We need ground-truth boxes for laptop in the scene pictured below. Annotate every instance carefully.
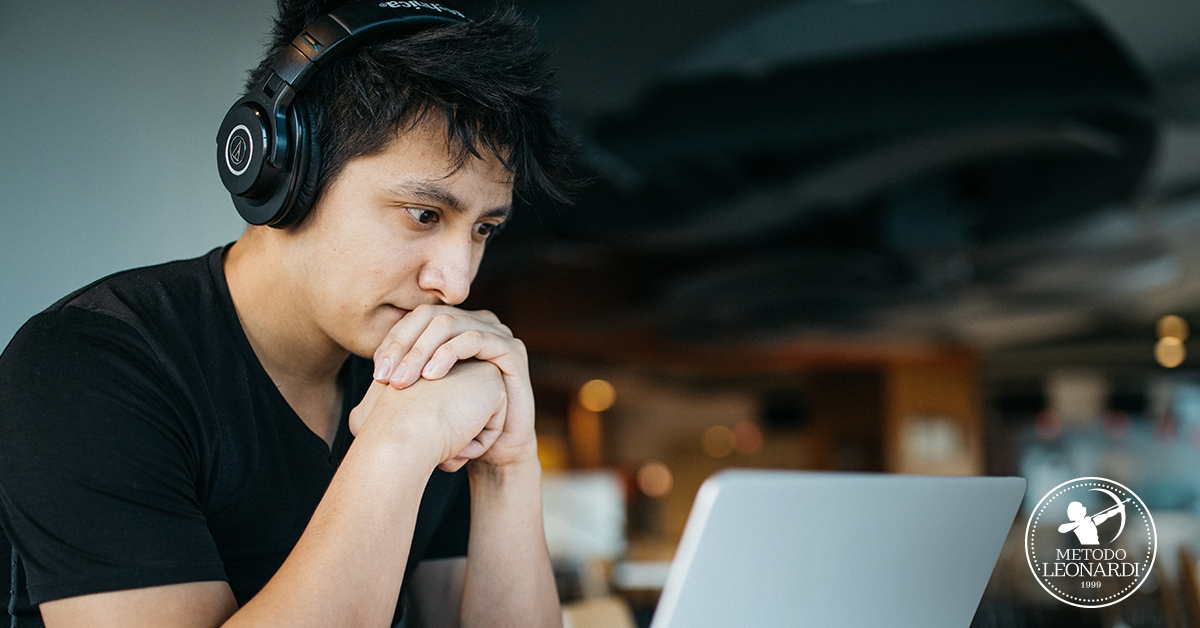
[649,469,1026,628]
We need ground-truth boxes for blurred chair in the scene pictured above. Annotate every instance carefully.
[543,471,627,601]
[562,596,637,628]
[1178,547,1200,628]
[542,471,626,563]
[1157,560,1184,628]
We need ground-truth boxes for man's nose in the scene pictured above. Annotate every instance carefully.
[417,238,474,305]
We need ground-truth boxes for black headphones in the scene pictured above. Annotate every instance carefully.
[217,1,470,227]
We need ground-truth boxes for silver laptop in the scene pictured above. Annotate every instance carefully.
[650,469,1026,628]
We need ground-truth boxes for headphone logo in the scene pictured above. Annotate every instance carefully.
[225,125,253,176]
[377,1,466,19]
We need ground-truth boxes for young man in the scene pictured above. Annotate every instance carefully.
[0,1,576,627]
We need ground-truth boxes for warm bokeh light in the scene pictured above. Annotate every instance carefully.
[578,379,617,412]
[733,420,763,455]
[1156,336,1186,368]
[536,435,569,471]
[1157,315,1189,341]
[636,460,674,497]
[701,425,736,458]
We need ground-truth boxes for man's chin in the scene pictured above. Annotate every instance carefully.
[353,308,408,357]
[351,329,391,360]
[349,344,378,361]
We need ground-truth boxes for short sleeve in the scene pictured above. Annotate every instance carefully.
[0,308,226,604]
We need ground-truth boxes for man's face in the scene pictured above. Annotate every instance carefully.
[284,119,513,359]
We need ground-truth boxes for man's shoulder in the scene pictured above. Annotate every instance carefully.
[47,247,226,323]
[3,247,232,372]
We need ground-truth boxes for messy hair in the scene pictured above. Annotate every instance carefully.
[245,1,578,213]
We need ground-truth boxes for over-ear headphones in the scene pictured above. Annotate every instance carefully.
[217,1,470,227]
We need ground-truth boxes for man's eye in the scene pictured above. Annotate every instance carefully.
[407,208,439,224]
[476,221,508,239]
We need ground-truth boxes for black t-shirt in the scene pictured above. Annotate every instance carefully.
[0,247,469,626]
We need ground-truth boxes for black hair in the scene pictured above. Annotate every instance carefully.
[246,0,578,215]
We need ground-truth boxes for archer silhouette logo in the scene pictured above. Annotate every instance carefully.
[1026,478,1156,608]
[1060,489,1128,545]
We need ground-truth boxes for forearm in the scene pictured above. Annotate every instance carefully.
[226,429,439,628]
[461,459,561,628]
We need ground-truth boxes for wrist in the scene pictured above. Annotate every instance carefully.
[468,454,542,489]
[353,398,446,474]
[466,456,546,533]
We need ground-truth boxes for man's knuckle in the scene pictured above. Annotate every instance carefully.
[431,313,457,330]
[415,303,449,319]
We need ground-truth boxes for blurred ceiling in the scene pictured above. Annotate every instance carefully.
[468,0,1200,365]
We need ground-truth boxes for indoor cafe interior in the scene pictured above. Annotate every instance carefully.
[7,0,1200,627]
[460,0,1200,626]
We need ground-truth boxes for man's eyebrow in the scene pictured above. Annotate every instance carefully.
[386,181,512,220]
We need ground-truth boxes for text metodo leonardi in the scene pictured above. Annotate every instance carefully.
[1036,548,1141,578]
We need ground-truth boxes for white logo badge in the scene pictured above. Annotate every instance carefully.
[1025,477,1156,607]
[225,124,252,176]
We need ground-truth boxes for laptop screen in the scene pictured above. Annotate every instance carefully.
[650,469,1026,628]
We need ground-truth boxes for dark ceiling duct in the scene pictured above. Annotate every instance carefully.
[479,0,1175,346]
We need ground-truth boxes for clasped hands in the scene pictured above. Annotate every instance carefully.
[348,305,535,473]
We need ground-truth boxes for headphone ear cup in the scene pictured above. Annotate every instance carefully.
[226,99,300,226]
[268,100,320,228]
[221,101,285,225]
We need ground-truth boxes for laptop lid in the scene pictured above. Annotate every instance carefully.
[650,469,1026,628]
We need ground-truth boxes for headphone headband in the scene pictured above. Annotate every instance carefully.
[217,1,470,226]
[277,2,467,93]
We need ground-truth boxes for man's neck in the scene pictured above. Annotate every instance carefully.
[224,229,348,445]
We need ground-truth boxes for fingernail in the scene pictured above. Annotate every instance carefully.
[422,360,438,378]
[391,363,407,384]
[374,357,392,381]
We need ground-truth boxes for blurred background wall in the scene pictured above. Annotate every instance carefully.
[0,0,270,346]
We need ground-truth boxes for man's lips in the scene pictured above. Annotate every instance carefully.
[388,301,441,315]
